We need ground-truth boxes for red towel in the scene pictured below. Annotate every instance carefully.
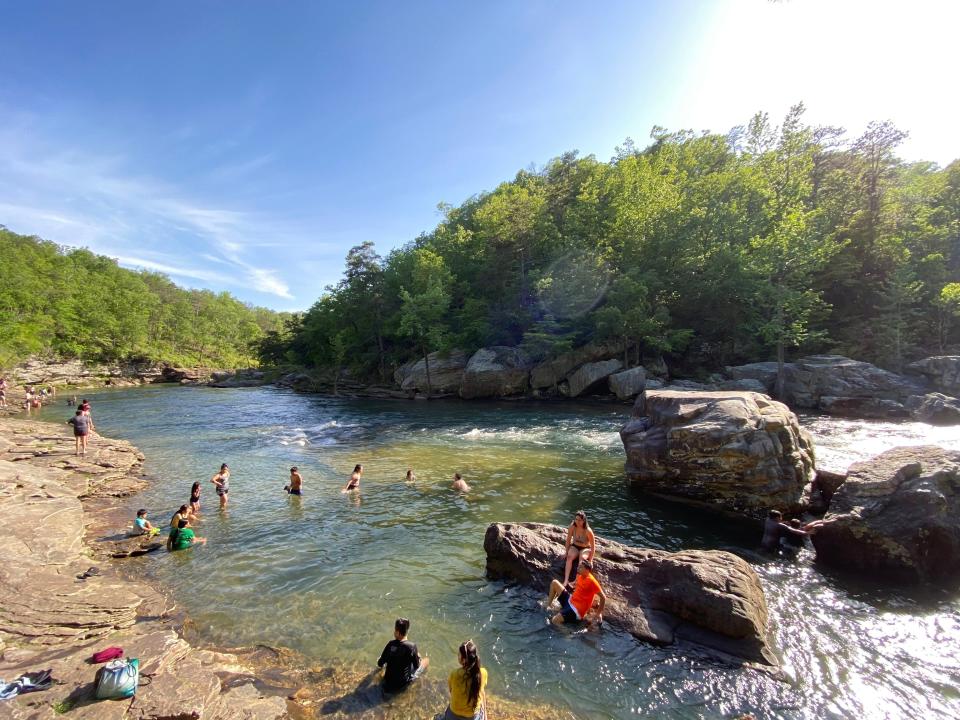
[91,647,124,663]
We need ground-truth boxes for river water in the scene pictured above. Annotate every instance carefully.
[39,387,960,719]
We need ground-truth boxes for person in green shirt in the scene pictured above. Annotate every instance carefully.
[169,519,207,551]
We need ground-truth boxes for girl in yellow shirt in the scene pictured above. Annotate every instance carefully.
[445,640,487,719]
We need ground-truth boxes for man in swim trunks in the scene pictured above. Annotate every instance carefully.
[545,559,606,628]
[285,466,303,495]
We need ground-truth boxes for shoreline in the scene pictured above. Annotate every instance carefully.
[0,417,568,719]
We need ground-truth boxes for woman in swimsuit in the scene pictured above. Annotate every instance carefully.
[189,481,201,514]
[562,510,596,587]
[342,464,362,493]
[211,463,230,508]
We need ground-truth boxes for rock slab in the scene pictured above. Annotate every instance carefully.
[459,346,532,399]
[620,390,815,515]
[394,349,468,395]
[811,446,960,587]
[484,522,777,667]
[564,359,622,397]
[608,366,647,400]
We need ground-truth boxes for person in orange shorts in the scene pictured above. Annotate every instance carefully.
[544,559,606,628]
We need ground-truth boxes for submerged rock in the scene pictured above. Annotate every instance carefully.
[620,390,815,516]
[484,522,777,667]
[811,446,960,587]
[460,346,532,399]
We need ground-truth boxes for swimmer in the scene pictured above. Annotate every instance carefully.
[211,463,230,508]
[562,510,596,587]
[405,468,416,483]
[168,518,207,551]
[286,466,303,495]
[451,473,471,493]
[342,464,362,492]
[189,481,202,514]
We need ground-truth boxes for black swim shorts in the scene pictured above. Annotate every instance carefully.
[557,590,581,624]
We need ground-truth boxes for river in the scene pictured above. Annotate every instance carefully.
[37,387,960,719]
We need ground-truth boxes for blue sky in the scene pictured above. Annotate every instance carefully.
[1,0,957,311]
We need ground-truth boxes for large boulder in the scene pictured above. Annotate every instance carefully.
[906,356,960,396]
[530,342,621,389]
[393,349,468,395]
[208,369,268,388]
[484,522,776,667]
[563,359,623,397]
[620,390,815,515]
[724,355,929,419]
[811,446,960,587]
[906,392,960,425]
[608,366,647,400]
[459,346,532,399]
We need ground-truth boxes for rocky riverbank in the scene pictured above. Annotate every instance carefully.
[0,419,568,719]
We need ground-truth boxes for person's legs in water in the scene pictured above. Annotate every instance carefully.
[219,490,228,508]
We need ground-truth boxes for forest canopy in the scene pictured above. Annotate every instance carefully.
[0,227,283,369]
[264,105,960,380]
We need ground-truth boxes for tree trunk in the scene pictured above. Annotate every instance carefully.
[623,337,629,369]
[423,347,432,399]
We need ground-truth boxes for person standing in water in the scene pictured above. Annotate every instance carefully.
[285,466,303,495]
[451,473,471,493]
[211,463,230,508]
[444,640,487,720]
[405,468,415,483]
[562,510,596,587]
[189,481,202,514]
[342,464,362,492]
[377,617,429,693]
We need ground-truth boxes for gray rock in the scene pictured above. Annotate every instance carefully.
[394,349,468,394]
[621,390,815,516]
[819,395,910,419]
[716,378,768,393]
[811,446,960,587]
[724,362,779,393]
[906,356,960,396]
[209,369,267,388]
[645,356,669,379]
[460,346,532,399]
[530,342,621,389]
[608,366,647,400]
[645,378,665,390]
[484,522,777,667]
[566,359,622,397]
[907,392,960,425]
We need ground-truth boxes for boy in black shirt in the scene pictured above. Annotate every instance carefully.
[376,617,429,693]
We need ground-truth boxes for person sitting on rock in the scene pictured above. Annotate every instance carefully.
[132,509,160,537]
[761,510,818,552]
[562,510,596,587]
[545,559,606,629]
[377,617,429,694]
[451,473,471,493]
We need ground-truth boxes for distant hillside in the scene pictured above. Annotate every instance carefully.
[0,226,284,368]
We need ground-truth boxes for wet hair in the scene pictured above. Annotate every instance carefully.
[353,464,362,473]
[573,510,591,532]
[178,504,189,514]
[458,640,482,708]
[769,510,783,520]
[395,617,410,636]
[454,473,462,481]
[290,466,298,472]
[406,469,413,478]
[191,481,200,494]
[579,559,594,572]
[136,509,147,517]
[220,463,229,472]
[178,519,188,529]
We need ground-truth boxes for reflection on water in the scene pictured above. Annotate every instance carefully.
[37,387,960,719]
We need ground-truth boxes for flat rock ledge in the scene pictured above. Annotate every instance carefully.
[484,522,778,669]
[0,420,568,720]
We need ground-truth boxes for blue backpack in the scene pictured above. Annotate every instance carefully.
[95,658,139,699]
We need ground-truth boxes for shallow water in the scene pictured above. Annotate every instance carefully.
[38,388,960,719]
